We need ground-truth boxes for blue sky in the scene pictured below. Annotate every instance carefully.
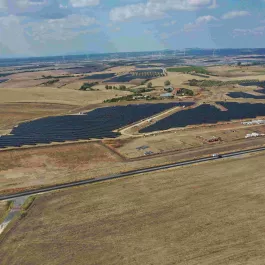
[0,0,265,57]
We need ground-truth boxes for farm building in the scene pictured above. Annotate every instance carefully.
[172,88,182,95]
[160,93,174,99]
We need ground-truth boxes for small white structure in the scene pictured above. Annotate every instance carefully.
[245,132,265,138]
[242,120,265,126]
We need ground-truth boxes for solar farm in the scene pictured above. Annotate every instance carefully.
[0,103,179,149]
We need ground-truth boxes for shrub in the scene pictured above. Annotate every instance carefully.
[164,80,171,86]
[147,82,153,88]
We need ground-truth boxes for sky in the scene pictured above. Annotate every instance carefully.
[0,0,265,57]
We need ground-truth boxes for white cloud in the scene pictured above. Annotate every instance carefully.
[110,0,214,21]
[183,15,217,32]
[208,0,218,9]
[0,0,66,19]
[159,31,179,39]
[0,0,46,9]
[70,0,100,7]
[47,14,97,29]
[111,27,121,32]
[196,15,217,23]
[0,0,7,9]
[163,20,177,27]
[222,10,250,20]
[26,14,98,41]
[0,15,33,56]
[59,4,68,9]
[233,26,265,37]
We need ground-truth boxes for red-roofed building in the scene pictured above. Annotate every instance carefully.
[172,88,182,95]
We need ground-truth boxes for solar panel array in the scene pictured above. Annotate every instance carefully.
[228,92,265,99]
[140,102,265,133]
[0,103,189,149]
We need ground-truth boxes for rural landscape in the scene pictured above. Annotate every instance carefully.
[0,48,265,264]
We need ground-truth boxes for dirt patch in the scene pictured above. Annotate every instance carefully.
[0,142,122,193]
[117,121,265,158]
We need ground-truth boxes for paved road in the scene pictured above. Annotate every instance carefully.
[0,146,265,201]
[0,196,28,235]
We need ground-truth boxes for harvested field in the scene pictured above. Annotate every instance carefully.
[1,136,265,194]
[0,102,75,132]
[0,86,130,106]
[66,65,106,74]
[82,73,116,80]
[206,65,265,77]
[1,152,265,264]
[0,142,122,193]
[167,66,209,74]
[151,72,204,90]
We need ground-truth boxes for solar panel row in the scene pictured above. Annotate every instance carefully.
[0,103,189,149]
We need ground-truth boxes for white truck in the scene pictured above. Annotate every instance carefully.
[212,154,222,158]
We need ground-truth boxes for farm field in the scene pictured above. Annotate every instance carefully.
[1,136,265,194]
[0,102,75,134]
[0,86,130,105]
[1,151,265,264]
[167,66,210,74]
[0,142,122,194]
[207,65,265,77]
[82,73,116,80]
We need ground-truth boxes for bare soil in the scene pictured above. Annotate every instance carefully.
[0,142,122,193]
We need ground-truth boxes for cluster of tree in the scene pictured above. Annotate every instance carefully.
[41,75,75,79]
[189,73,210,78]
[131,87,154,94]
[41,79,60,86]
[80,82,98,91]
[104,95,135,103]
[103,94,158,103]
[147,82,152,88]
[105,85,128,91]
[167,66,210,75]
[188,78,260,87]
[164,80,171,86]
[131,72,164,77]
[176,88,194,96]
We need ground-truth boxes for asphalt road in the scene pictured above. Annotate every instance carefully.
[0,146,265,201]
